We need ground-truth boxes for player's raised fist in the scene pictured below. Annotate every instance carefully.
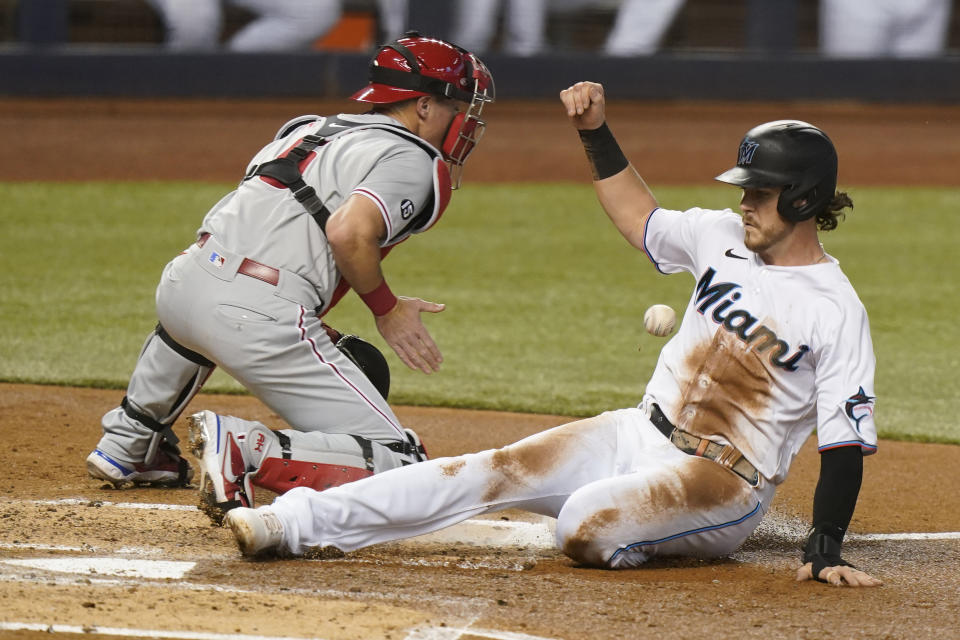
[560,81,606,131]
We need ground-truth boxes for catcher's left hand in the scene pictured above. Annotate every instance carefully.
[796,562,883,587]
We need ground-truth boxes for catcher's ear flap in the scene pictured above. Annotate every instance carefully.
[335,334,391,400]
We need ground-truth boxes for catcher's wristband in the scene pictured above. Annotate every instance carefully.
[578,122,629,181]
[359,280,399,317]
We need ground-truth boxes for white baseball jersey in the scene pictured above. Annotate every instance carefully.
[641,207,878,484]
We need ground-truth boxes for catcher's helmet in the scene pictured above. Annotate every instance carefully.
[351,31,495,187]
[351,31,494,106]
[714,120,838,222]
[335,334,391,400]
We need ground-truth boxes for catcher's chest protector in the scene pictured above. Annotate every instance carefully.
[245,116,452,239]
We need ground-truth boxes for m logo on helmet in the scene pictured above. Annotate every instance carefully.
[737,139,760,166]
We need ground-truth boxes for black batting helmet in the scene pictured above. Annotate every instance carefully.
[715,120,838,222]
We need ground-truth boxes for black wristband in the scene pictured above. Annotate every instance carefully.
[803,528,854,582]
[578,123,629,181]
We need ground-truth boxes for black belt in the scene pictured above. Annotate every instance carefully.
[650,403,760,486]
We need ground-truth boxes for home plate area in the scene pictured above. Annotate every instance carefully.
[1,496,959,640]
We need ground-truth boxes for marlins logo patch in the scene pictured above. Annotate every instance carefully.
[400,199,415,220]
[844,386,875,432]
[737,138,760,166]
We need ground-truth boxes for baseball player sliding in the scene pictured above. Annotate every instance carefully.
[86,33,496,520]
[221,81,882,587]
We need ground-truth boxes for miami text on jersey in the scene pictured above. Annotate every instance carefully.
[695,267,810,371]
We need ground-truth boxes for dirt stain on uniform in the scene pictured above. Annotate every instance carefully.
[675,330,774,461]
[482,420,587,503]
[657,457,745,511]
[562,458,748,565]
[439,460,465,477]
[562,507,618,564]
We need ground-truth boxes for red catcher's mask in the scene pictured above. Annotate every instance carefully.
[351,31,495,188]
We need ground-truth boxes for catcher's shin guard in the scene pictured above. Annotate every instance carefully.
[251,457,374,493]
[94,324,214,485]
[188,410,430,524]
[131,324,216,452]
[248,430,376,493]
[247,429,426,494]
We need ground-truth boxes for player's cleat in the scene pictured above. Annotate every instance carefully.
[188,410,253,526]
[226,507,285,557]
[86,445,193,487]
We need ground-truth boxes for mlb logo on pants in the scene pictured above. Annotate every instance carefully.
[209,252,225,268]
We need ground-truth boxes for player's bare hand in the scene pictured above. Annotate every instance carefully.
[795,562,883,587]
[375,296,444,374]
[560,81,606,131]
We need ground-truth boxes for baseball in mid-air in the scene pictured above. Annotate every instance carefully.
[644,304,676,337]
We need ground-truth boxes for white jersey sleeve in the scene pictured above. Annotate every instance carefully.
[641,207,737,275]
[811,292,879,454]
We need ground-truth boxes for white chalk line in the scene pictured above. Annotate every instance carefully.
[405,627,556,640]
[0,621,559,640]
[22,497,198,511]
[0,622,326,640]
[0,541,166,555]
[851,532,960,541]
[403,611,561,640]
[1,557,196,579]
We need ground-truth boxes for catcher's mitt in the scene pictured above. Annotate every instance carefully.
[321,328,389,401]
[322,323,390,399]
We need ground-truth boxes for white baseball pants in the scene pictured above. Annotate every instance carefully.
[267,407,775,567]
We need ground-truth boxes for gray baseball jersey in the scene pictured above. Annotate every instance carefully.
[93,113,449,479]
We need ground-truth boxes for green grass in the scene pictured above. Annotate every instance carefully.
[1,182,957,444]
